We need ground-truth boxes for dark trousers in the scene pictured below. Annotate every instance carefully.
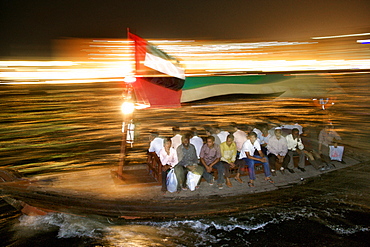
[220,161,232,178]
[161,170,168,192]
[267,153,290,171]
[174,165,188,189]
[287,150,305,169]
[261,146,268,156]
[202,162,225,184]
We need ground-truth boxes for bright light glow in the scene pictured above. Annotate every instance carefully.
[121,102,135,114]
[357,39,370,44]
[0,61,76,67]
[134,103,150,110]
[0,60,132,82]
[312,32,370,40]
[1,78,126,85]
[123,76,136,83]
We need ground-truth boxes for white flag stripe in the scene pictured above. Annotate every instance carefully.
[144,53,185,79]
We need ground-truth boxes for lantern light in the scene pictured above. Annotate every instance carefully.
[121,101,135,114]
[123,76,136,83]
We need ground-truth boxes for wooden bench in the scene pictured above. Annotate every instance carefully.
[147,152,163,185]
[211,156,310,179]
[147,152,311,185]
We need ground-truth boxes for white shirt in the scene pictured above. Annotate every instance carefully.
[171,134,182,150]
[253,128,263,139]
[148,137,164,156]
[159,147,178,168]
[259,133,271,145]
[267,135,288,156]
[233,129,248,152]
[239,139,261,159]
[217,131,230,143]
[268,127,276,137]
[286,134,304,151]
[190,136,204,159]
[282,124,303,135]
[318,129,341,147]
[212,134,221,145]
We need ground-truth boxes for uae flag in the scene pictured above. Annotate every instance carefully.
[128,32,185,108]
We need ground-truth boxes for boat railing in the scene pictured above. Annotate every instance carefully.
[147,152,163,184]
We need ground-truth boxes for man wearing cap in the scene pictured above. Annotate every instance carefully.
[267,127,290,175]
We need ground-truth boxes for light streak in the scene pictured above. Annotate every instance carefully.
[357,39,370,44]
[312,32,370,40]
[1,36,369,85]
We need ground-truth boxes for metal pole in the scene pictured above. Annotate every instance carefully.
[117,118,127,179]
[117,83,134,179]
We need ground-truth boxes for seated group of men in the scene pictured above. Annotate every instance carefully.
[148,123,343,192]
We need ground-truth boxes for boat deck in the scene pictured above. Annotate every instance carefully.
[31,156,359,201]
[1,154,366,219]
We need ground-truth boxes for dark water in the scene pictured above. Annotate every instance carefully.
[1,73,370,246]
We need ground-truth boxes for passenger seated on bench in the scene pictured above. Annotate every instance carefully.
[190,127,204,159]
[204,125,221,145]
[286,128,306,173]
[318,124,344,165]
[301,127,323,169]
[231,122,248,156]
[214,125,230,143]
[267,127,290,176]
[171,126,182,150]
[200,135,225,189]
[148,131,164,157]
[239,131,273,187]
[176,134,199,191]
[259,124,271,155]
[252,125,263,140]
[159,138,178,192]
[220,134,237,188]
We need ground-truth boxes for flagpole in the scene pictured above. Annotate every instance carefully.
[117,28,135,180]
[117,79,135,179]
[117,118,127,179]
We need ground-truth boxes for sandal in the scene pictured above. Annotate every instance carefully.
[235,177,243,184]
[248,181,255,187]
[265,177,274,184]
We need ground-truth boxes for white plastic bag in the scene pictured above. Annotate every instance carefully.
[186,171,201,191]
[329,145,344,161]
[166,168,178,193]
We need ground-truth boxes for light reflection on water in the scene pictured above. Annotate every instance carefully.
[0,73,369,175]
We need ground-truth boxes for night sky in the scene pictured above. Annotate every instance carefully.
[1,0,369,57]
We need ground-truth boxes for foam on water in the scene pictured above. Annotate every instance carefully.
[14,212,106,239]
[329,224,369,235]
[5,198,370,246]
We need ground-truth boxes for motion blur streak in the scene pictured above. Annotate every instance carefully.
[312,32,370,39]
[1,35,369,84]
